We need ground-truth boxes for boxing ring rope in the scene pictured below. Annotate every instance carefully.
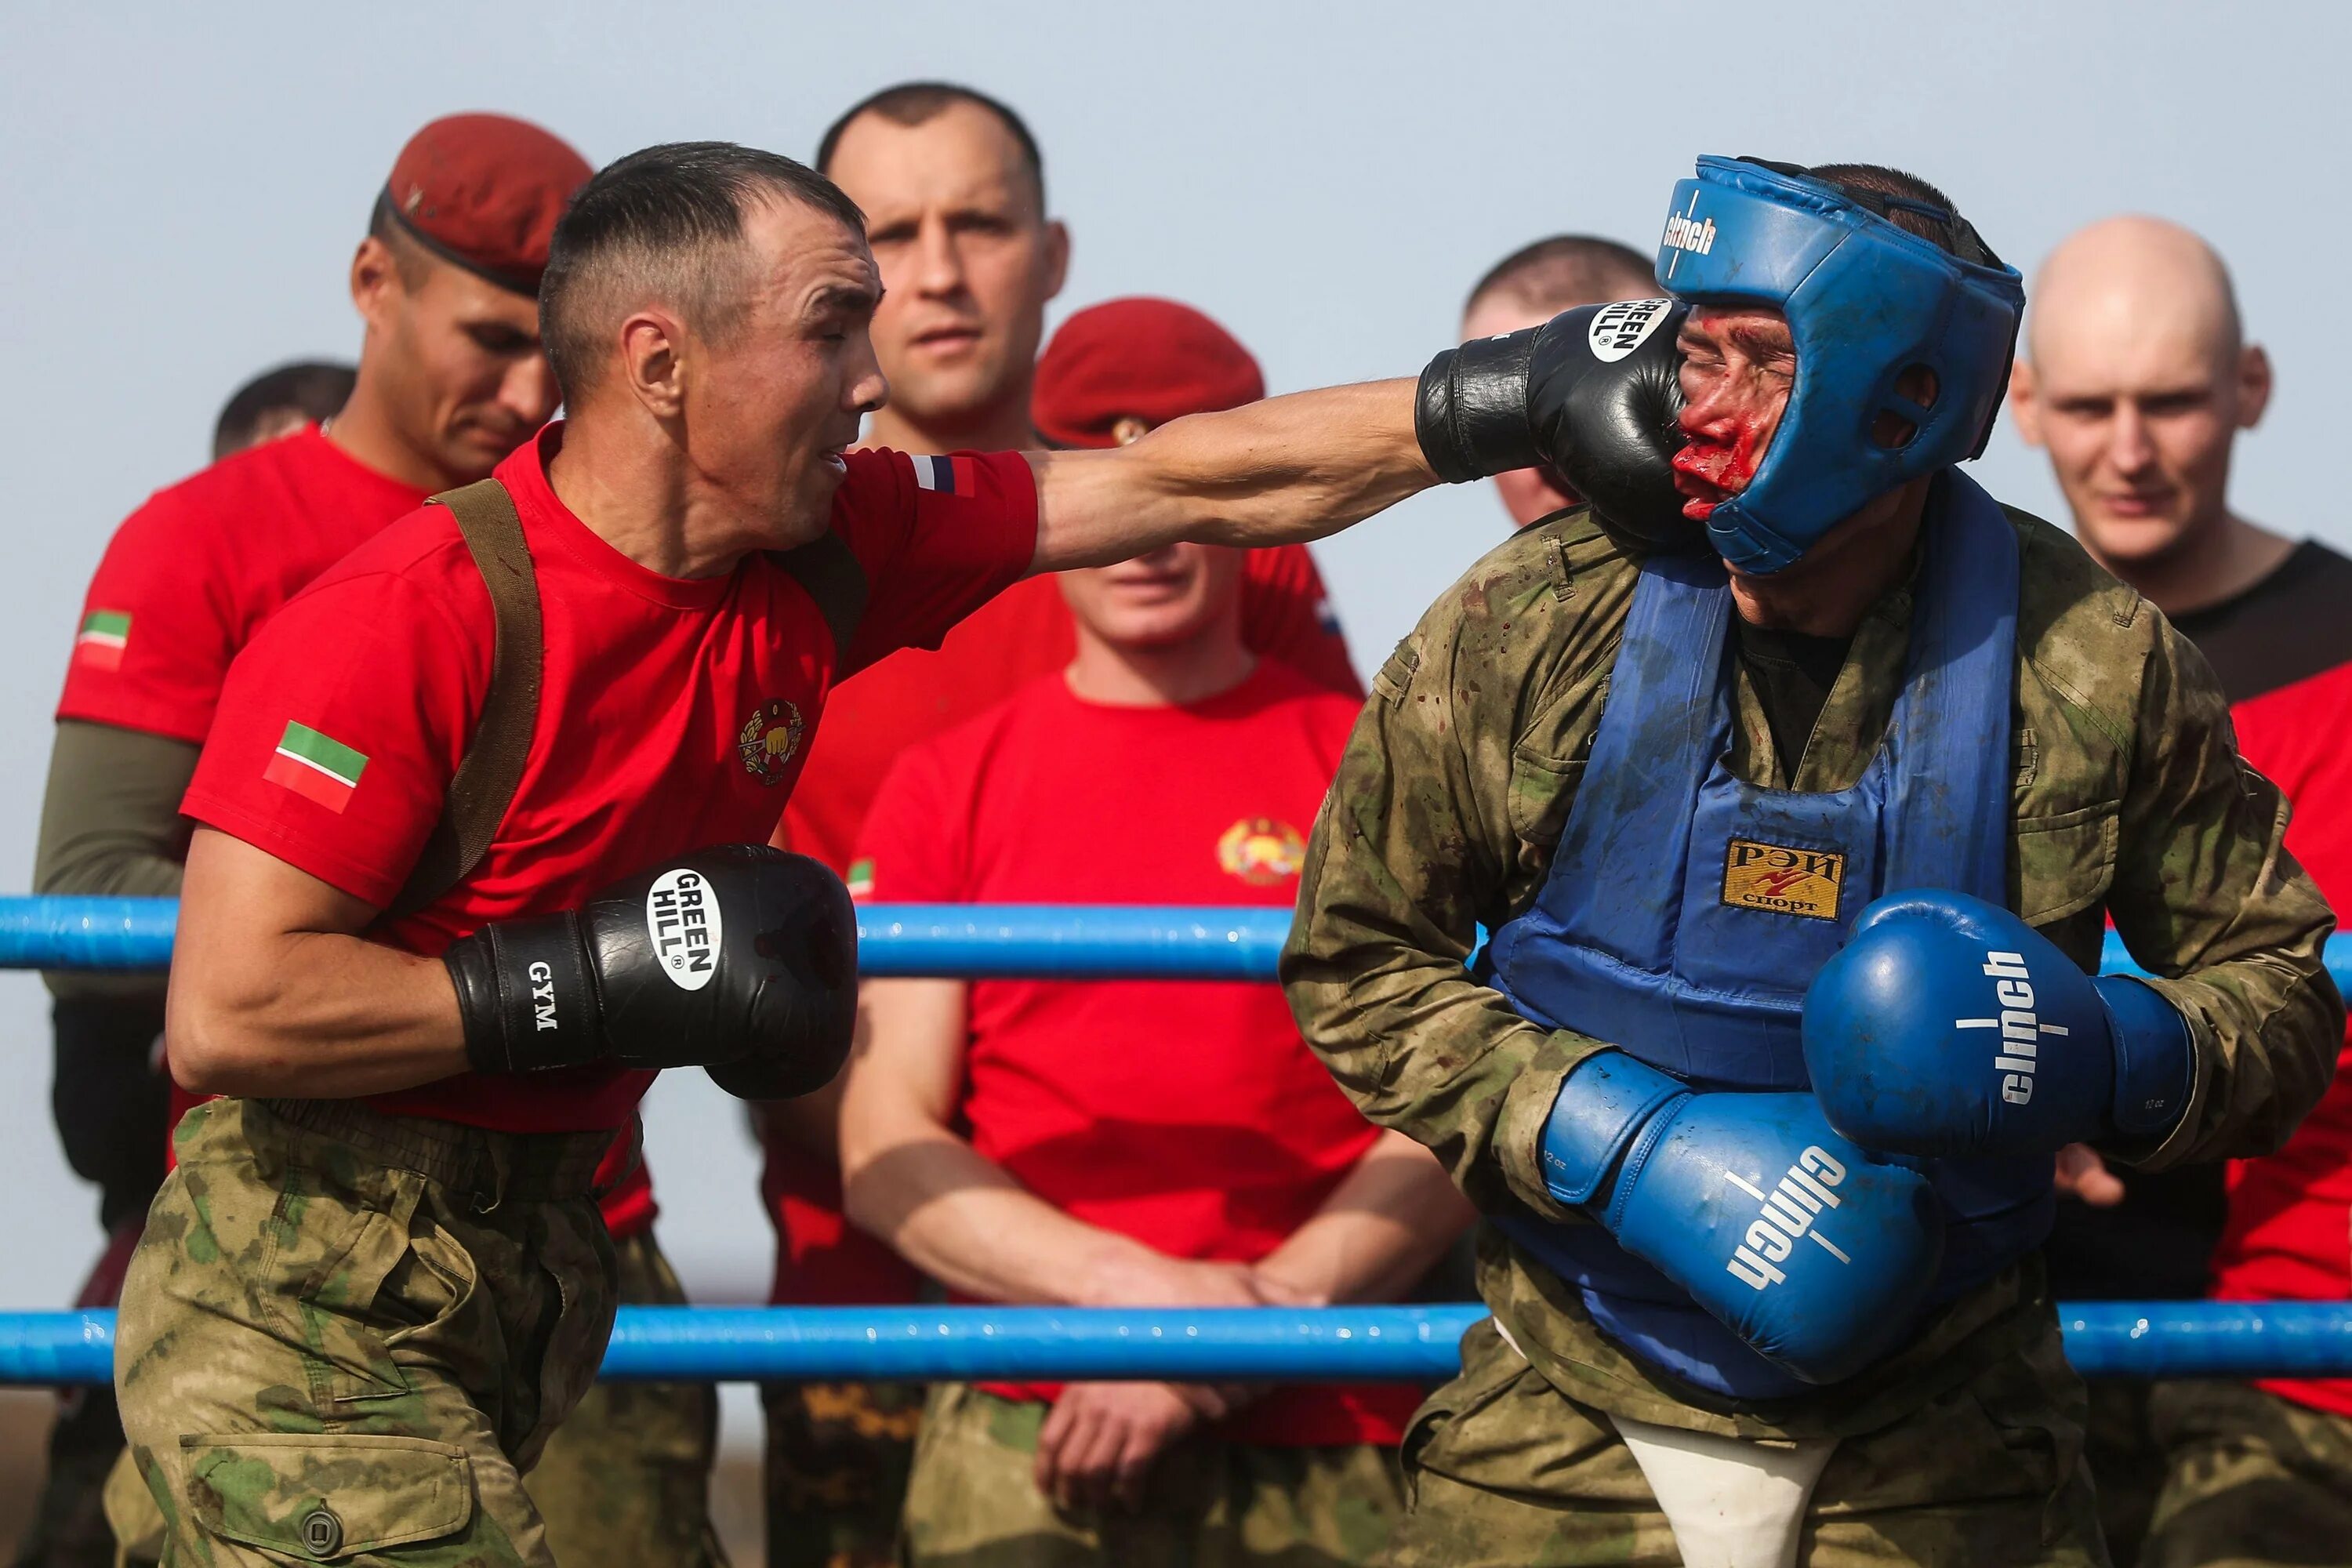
[5,895,2350,1386]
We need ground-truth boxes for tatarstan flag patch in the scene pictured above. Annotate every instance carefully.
[75,610,130,671]
[910,453,975,496]
[263,720,368,812]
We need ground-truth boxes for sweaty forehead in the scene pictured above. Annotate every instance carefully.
[825,102,1040,223]
[742,198,879,306]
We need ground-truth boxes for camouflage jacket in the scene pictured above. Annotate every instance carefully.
[1281,504,2343,1436]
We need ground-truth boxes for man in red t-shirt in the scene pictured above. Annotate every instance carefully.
[2014,214,2352,1566]
[24,114,609,1568]
[119,140,1453,1568]
[757,78,1360,1568]
[838,508,1469,1565]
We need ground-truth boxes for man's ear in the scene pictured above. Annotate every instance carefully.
[350,236,401,334]
[2008,359,2045,447]
[618,307,687,421]
[1040,219,1071,304]
[2236,344,2273,430]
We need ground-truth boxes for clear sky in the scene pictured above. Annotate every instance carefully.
[2,0,2340,1320]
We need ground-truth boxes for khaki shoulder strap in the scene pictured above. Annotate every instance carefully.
[388,478,543,918]
[766,532,868,659]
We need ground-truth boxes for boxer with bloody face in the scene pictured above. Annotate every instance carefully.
[1285,157,2339,1566]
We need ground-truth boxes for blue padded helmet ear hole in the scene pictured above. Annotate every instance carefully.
[1872,365,1941,449]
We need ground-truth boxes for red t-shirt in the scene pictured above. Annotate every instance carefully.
[852,661,1416,1447]
[2175,543,2352,1416]
[67,430,674,1236]
[181,425,1036,1136]
[59,427,429,742]
[764,543,1359,1307]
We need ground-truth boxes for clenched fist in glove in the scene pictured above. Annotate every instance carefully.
[1802,890,2194,1159]
[1416,299,1693,550]
[444,844,856,1099]
[1534,1049,1943,1384]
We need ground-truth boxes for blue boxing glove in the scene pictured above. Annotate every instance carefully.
[1801,890,2194,1160]
[1539,1050,1943,1384]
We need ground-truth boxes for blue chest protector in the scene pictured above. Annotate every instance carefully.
[1485,472,2054,1399]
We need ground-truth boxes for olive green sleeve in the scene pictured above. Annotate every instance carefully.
[34,719,195,1000]
[2108,622,2343,1169]
[1280,535,1620,1219]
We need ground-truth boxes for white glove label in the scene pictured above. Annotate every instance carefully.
[1588,299,1675,363]
[647,869,721,991]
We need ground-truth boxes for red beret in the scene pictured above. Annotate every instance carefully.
[378,113,591,295]
[1033,297,1266,448]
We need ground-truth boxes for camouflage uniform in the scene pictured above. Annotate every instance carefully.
[1281,509,2343,1566]
[524,1230,726,1568]
[113,1096,615,1566]
[759,1378,924,1568]
[2139,1380,2352,1568]
[898,1381,1403,1567]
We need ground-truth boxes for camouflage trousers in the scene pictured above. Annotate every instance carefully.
[522,1229,725,1568]
[112,1097,618,1566]
[2139,1379,2352,1568]
[1388,1316,2109,1566]
[760,1378,924,1568]
[898,1381,1403,1566]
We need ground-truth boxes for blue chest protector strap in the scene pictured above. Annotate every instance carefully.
[1484,471,2050,1398]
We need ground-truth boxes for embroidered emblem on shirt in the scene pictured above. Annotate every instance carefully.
[738,699,805,786]
[1722,839,1846,921]
[1218,817,1307,887]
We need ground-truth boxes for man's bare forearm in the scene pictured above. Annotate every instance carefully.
[1252,1131,1475,1305]
[840,1123,1161,1305]
[1028,379,1432,572]
[169,827,469,1098]
[168,929,468,1098]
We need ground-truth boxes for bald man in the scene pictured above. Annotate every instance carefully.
[1457,235,1655,528]
[2016,216,2352,1568]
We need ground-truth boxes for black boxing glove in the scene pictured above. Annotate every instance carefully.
[445,844,857,1098]
[1417,299,1697,553]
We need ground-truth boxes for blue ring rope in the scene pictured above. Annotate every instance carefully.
[8,1302,2352,1385]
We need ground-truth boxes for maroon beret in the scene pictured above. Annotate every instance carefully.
[377,113,591,295]
[1033,297,1266,448]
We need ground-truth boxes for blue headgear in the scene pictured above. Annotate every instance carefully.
[1654,156,2025,573]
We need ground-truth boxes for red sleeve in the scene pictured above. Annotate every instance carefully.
[56,488,241,742]
[1239,545,1363,699]
[180,568,489,909]
[848,740,969,904]
[828,448,1039,677]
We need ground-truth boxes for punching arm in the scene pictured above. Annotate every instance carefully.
[1024,380,1431,573]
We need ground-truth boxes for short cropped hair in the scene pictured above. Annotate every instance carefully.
[1806,162,2005,269]
[539,141,866,404]
[212,360,357,459]
[1465,234,1656,319]
[365,198,434,289]
[815,81,1046,206]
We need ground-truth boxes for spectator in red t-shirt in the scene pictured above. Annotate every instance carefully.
[2013,213,2352,1567]
[838,522,1470,1566]
[1457,234,1657,530]
[757,78,1359,1567]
